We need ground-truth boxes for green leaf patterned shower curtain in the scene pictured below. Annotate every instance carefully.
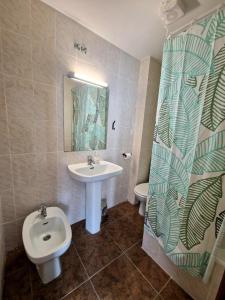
[71,85,107,151]
[145,8,225,279]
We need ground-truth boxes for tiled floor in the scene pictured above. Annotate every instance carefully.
[3,202,192,300]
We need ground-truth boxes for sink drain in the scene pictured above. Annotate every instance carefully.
[43,234,51,241]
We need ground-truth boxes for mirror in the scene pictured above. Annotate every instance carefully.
[64,76,109,152]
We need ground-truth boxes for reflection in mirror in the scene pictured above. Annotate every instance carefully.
[64,76,109,152]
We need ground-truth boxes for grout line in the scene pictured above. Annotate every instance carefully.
[157,277,171,295]
[85,239,142,281]
[90,279,101,300]
[88,252,124,281]
[124,251,158,296]
[1,27,31,39]
[0,71,57,88]
[60,246,101,300]
[123,239,142,253]
[74,246,90,279]
[59,247,89,299]
[2,60,17,226]
[60,246,92,300]
[60,277,90,300]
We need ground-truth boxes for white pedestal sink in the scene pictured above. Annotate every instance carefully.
[68,161,123,234]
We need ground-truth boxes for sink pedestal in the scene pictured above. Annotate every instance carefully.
[85,181,102,234]
[68,161,123,234]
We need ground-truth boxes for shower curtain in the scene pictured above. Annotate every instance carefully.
[145,8,225,280]
[71,85,107,151]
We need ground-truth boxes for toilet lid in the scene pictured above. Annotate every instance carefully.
[134,183,149,197]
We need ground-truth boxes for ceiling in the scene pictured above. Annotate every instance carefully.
[42,0,225,60]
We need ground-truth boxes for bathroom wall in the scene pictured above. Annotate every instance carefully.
[0,0,139,251]
[128,57,161,204]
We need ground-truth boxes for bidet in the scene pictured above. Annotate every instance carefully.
[22,207,72,284]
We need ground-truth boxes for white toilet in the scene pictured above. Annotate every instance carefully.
[134,183,149,216]
[22,206,72,284]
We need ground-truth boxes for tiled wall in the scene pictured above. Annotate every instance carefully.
[137,58,160,183]
[0,0,139,251]
[128,57,160,204]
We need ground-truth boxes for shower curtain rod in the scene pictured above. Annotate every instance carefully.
[167,2,225,38]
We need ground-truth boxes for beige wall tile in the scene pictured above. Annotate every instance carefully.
[0,155,12,191]
[0,118,10,155]
[33,82,56,120]
[35,153,57,187]
[14,185,36,218]
[2,30,32,79]
[34,153,57,203]
[119,51,140,82]
[34,120,57,153]
[12,154,37,188]
[32,37,56,84]
[77,29,109,70]
[56,13,80,56]
[56,51,77,78]
[0,75,10,154]
[0,0,30,36]
[1,189,15,222]
[5,77,34,121]
[3,222,18,251]
[9,118,35,154]
[0,29,2,73]
[0,74,4,105]
[31,0,55,42]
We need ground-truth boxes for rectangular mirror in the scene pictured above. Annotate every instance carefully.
[64,76,109,152]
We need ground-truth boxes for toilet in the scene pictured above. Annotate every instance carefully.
[134,183,148,216]
[22,207,72,284]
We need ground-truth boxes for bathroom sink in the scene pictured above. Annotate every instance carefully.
[68,160,123,234]
[68,160,123,183]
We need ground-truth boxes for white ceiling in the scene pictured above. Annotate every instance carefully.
[42,0,224,60]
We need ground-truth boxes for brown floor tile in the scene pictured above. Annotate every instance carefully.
[63,282,98,300]
[104,215,144,251]
[31,244,87,300]
[160,280,193,300]
[3,267,32,300]
[74,226,122,276]
[71,220,86,239]
[126,242,169,292]
[4,248,31,276]
[107,201,140,223]
[92,255,156,300]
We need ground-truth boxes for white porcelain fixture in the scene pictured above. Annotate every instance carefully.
[22,207,72,284]
[134,183,149,216]
[68,160,123,234]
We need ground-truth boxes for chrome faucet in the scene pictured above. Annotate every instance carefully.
[39,205,47,218]
[87,155,95,169]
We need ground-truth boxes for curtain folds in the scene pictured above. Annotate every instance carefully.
[71,85,107,151]
[145,8,225,280]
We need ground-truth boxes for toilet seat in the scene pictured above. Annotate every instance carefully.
[134,183,148,199]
